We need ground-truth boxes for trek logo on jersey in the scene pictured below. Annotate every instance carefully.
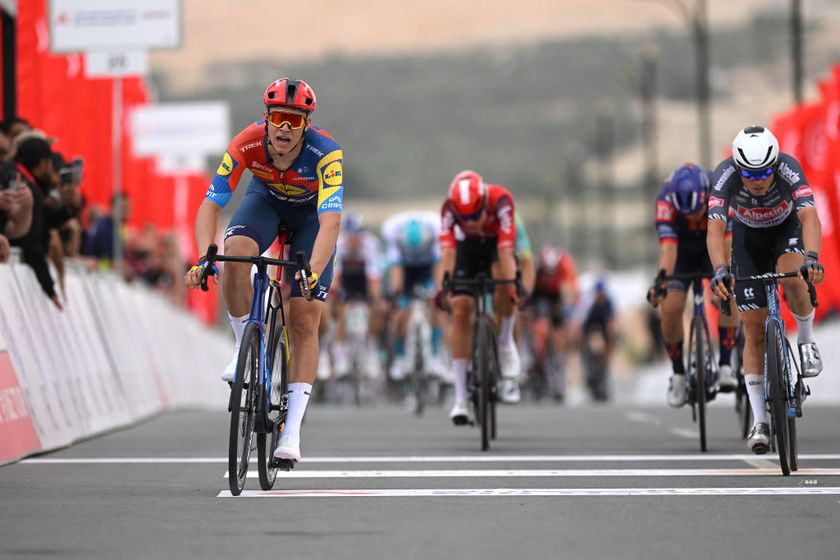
[792,185,813,200]
[498,205,513,234]
[216,153,236,177]
[322,162,343,186]
[778,162,801,186]
[656,200,675,221]
[708,196,725,208]
[736,200,792,226]
[239,140,262,153]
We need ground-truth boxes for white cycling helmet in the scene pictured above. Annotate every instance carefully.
[732,125,779,170]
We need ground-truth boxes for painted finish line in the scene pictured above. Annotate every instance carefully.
[227,467,840,479]
[22,453,840,465]
[218,487,840,498]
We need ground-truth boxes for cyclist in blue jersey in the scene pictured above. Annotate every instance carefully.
[647,164,740,407]
[185,78,342,464]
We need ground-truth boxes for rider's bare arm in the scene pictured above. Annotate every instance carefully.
[194,199,222,257]
[310,211,340,277]
[798,207,822,259]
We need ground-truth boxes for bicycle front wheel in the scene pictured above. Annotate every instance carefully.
[258,325,288,491]
[229,323,259,495]
[477,318,493,451]
[691,317,708,452]
[766,321,791,476]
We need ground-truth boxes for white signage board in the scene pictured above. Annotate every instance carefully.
[49,0,181,53]
[130,102,230,157]
[156,153,206,175]
[85,50,148,78]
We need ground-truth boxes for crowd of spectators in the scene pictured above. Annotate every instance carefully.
[0,117,188,308]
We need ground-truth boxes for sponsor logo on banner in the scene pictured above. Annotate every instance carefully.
[323,162,343,186]
[736,200,792,227]
[792,186,813,200]
[216,153,235,176]
[778,162,801,186]
[0,352,41,463]
[656,200,675,221]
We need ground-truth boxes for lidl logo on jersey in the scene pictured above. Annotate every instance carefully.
[216,153,236,177]
[323,162,343,186]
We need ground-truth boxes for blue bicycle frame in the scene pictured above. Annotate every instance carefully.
[762,281,797,416]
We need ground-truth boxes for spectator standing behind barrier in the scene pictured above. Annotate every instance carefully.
[0,162,34,263]
[83,192,130,270]
[6,137,64,308]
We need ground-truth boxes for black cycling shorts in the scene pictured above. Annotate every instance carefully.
[452,239,498,297]
[532,292,565,327]
[668,239,713,292]
[731,215,804,311]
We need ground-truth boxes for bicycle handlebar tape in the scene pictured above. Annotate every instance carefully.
[800,265,819,308]
[295,251,313,301]
[199,244,219,292]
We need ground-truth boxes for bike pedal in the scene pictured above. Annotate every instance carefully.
[270,458,296,471]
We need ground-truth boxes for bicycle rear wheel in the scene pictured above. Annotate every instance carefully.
[766,321,790,476]
[691,317,708,452]
[258,325,287,491]
[229,323,259,496]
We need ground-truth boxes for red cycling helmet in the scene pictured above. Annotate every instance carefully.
[263,78,317,113]
[448,170,487,220]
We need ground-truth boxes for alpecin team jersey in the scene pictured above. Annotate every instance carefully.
[205,122,344,214]
[708,153,815,228]
[440,184,516,250]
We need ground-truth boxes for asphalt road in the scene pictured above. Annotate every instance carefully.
[2,400,839,560]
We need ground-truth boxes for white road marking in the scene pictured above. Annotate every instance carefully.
[743,457,778,469]
[225,467,840,479]
[19,454,840,465]
[625,411,663,426]
[669,428,698,440]
[217,486,840,498]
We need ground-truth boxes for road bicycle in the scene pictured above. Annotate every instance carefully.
[199,240,312,495]
[728,267,818,476]
[656,272,720,452]
[442,272,520,451]
[403,287,439,416]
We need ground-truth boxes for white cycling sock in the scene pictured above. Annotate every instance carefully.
[282,382,312,440]
[744,373,768,426]
[228,312,249,348]
[498,315,515,347]
[792,310,815,344]
[452,359,469,403]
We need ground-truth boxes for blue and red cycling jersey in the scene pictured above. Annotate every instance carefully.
[655,184,731,248]
[205,121,344,214]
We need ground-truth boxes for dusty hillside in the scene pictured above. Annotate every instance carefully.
[151,0,797,94]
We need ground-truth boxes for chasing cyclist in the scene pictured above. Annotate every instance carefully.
[381,210,444,381]
[331,211,384,380]
[707,125,824,454]
[647,163,740,407]
[436,170,523,425]
[185,78,342,464]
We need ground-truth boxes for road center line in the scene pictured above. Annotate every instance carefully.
[217,486,840,498]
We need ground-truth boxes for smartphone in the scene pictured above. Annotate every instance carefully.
[59,167,74,187]
[71,157,84,185]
